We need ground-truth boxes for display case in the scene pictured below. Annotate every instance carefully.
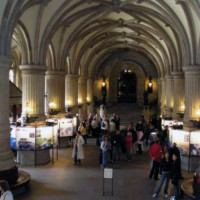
[169,129,200,171]
[10,123,58,166]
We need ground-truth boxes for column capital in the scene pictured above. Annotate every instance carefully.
[46,70,66,77]
[165,75,173,79]
[171,71,184,79]
[65,74,79,79]
[183,65,200,75]
[0,55,12,67]
[20,65,47,74]
[78,76,88,82]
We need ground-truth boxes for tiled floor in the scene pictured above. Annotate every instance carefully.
[14,139,194,200]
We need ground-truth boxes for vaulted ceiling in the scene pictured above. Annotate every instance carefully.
[1,0,200,79]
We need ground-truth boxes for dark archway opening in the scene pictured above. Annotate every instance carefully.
[118,70,137,103]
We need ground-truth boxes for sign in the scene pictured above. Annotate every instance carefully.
[104,168,113,179]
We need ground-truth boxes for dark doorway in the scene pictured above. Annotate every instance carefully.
[118,70,137,103]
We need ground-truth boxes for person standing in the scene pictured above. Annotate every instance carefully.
[153,151,171,198]
[0,180,14,200]
[125,132,133,161]
[72,131,85,165]
[79,122,88,144]
[170,154,181,200]
[100,135,110,168]
[136,120,144,154]
[149,140,162,180]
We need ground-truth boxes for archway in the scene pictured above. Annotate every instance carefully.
[118,69,137,103]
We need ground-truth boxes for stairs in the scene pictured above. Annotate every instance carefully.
[107,103,143,126]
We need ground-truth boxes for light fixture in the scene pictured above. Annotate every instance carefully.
[101,75,107,105]
[25,102,32,115]
[66,98,71,106]
[197,109,200,117]
[181,105,185,111]
[147,76,153,93]
[86,97,91,105]
[49,99,56,110]
[78,98,83,109]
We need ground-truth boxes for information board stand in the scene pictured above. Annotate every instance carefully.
[103,168,113,196]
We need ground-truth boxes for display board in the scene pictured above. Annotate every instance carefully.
[11,125,58,151]
[59,118,74,137]
[170,129,190,155]
[10,126,16,149]
[190,131,200,156]
[16,127,35,150]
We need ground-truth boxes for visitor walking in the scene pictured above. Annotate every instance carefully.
[0,180,14,200]
[72,131,85,165]
[153,151,171,198]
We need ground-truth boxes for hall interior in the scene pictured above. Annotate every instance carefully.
[0,0,200,199]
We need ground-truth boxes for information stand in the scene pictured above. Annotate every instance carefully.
[103,168,113,196]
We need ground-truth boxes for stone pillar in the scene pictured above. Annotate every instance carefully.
[65,74,78,114]
[160,77,166,116]
[165,75,174,117]
[172,72,185,119]
[78,76,87,120]
[20,65,47,119]
[183,66,200,126]
[0,55,16,183]
[46,71,65,113]
[157,78,162,106]
[87,78,94,114]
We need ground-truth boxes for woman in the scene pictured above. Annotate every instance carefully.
[0,180,14,200]
[153,151,171,198]
[72,131,85,165]
[100,135,110,168]
[136,120,144,154]
[170,154,181,200]
[79,122,88,144]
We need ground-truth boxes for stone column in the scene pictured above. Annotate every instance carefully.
[0,55,16,183]
[183,66,200,126]
[172,72,185,119]
[78,76,88,120]
[46,71,65,114]
[20,65,47,119]
[165,75,174,117]
[87,78,94,114]
[160,77,166,116]
[65,74,78,114]
[157,78,162,106]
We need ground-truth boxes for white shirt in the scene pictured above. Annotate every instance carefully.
[0,191,14,200]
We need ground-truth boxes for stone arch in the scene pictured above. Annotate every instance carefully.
[107,62,146,105]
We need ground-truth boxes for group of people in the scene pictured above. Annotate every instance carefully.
[150,141,182,200]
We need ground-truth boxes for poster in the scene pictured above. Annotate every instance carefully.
[36,126,53,150]
[59,118,74,137]
[10,126,16,149]
[171,130,190,155]
[16,127,35,150]
[190,131,200,156]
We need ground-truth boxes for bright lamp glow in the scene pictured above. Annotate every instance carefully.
[197,109,200,117]
[25,102,32,114]
[181,105,185,111]
[49,100,56,109]
[66,98,71,106]
[86,97,90,103]
[102,81,106,87]
[78,98,82,104]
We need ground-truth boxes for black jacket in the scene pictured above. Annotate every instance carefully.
[160,158,171,173]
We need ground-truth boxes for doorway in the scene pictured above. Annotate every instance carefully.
[118,70,137,103]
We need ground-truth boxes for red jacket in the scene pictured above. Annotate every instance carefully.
[149,143,162,162]
[125,136,133,149]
